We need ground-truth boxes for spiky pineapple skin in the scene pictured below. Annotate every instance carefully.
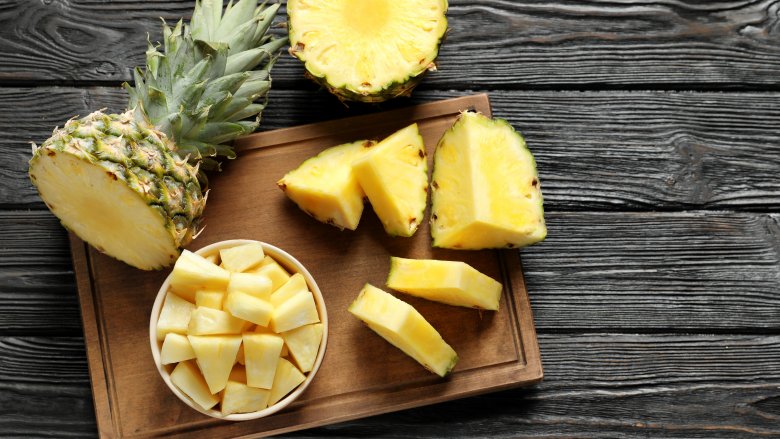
[29,111,204,268]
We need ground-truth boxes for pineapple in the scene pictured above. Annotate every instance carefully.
[249,262,291,291]
[28,0,286,270]
[277,140,375,230]
[270,290,320,333]
[282,323,324,373]
[386,257,503,311]
[288,0,448,102]
[219,242,265,272]
[188,307,245,335]
[188,335,243,394]
[431,112,547,249]
[195,290,224,309]
[170,360,220,411]
[270,273,308,306]
[243,333,284,389]
[225,291,274,327]
[221,380,271,415]
[348,284,457,377]
[160,333,196,364]
[156,292,195,341]
[352,124,428,237]
[227,272,273,298]
[169,250,230,301]
[268,358,306,406]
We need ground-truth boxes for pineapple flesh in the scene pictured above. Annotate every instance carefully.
[278,140,375,230]
[352,124,428,237]
[28,0,285,270]
[288,0,448,102]
[431,112,547,249]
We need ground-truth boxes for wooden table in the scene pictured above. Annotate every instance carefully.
[1,1,779,437]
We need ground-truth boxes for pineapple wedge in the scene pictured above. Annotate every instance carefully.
[270,290,320,333]
[188,335,242,394]
[170,360,220,411]
[222,381,271,415]
[225,291,273,327]
[227,272,273,299]
[352,124,428,237]
[278,140,375,230]
[253,326,291,356]
[156,292,195,341]
[160,333,196,364]
[386,257,503,311]
[282,323,324,373]
[348,284,457,377]
[268,358,306,406]
[219,242,265,273]
[431,111,547,249]
[249,262,291,291]
[169,250,231,302]
[270,273,308,307]
[188,307,245,335]
[195,290,224,309]
[243,333,284,389]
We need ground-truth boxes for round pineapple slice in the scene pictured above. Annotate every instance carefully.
[288,0,448,102]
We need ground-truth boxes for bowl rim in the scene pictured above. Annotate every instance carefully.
[149,239,329,421]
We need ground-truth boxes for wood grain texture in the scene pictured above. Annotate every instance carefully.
[3,88,779,210]
[2,1,780,88]
[2,210,777,334]
[2,334,778,438]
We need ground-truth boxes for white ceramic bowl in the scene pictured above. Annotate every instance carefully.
[149,239,328,421]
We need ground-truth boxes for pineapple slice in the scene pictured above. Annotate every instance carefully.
[386,257,503,311]
[282,323,324,373]
[270,290,320,333]
[156,292,195,341]
[348,284,458,377]
[249,261,291,291]
[243,333,284,389]
[188,307,245,335]
[227,272,273,299]
[170,360,220,411]
[169,250,231,302]
[221,381,271,415]
[253,326,290,356]
[288,0,448,102]
[160,333,196,364]
[278,140,375,230]
[268,358,306,406]
[270,273,308,307]
[352,124,428,237]
[195,290,224,310]
[188,335,242,394]
[225,291,274,327]
[219,242,265,273]
[431,111,547,249]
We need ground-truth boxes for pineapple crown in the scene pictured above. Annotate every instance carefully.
[124,0,286,171]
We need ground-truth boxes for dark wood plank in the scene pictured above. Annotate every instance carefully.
[3,334,778,438]
[4,88,780,210]
[2,210,777,333]
[2,1,780,88]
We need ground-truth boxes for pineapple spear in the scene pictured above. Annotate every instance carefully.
[28,0,286,270]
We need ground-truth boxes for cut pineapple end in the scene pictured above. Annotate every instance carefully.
[30,151,180,270]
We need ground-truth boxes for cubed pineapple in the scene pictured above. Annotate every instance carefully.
[170,360,220,411]
[188,335,242,394]
[269,273,308,307]
[227,272,273,299]
[221,381,271,415]
[243,333,284,389]
[282,323,323,373]
[160,333,196,364]
[268,358,306,406]
[225,291,273,327]
[169,250,230,302]
[156,292,195,341]
[219,242,265,273]
[248,261,290,291]
[188,307,245,335]
[270,290,320,333]
[195,290,224,310]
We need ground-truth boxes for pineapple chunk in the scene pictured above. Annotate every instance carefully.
[225,291,273,327]
[188,307,245,335]
[243,333,284,389]
[204,254,220,265]
[348,284,458,377]
[278,140,375,230]
[227,272,273,299]
[253,325,289,358]
[219,242,265,273]
[268,358,306,407]
[386,257,503,311]
[282,323,324,373]
[249,262,291,291]
[221,381,271,415]
[270,290,320,333]
[431,111,547,249]
[156,292,195,341]
[270,273,308,307]
[160,333,196,364]
[169,250,230,302]
[352,124,428,237]
[170,360,220,411]
[236,343,245,365]
[188,335,242,394]
[195,290,224,310]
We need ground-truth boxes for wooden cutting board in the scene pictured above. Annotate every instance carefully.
[70,93,543,438]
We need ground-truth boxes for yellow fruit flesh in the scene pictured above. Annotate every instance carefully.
[432,112,546,249]
[348,284,457,377]
[188,307,245,335]
[219,242,265,272]
[268,358,306,406]
[170,250,231,301]
[248,263,291,291]
[156,292,195,341]
[386,257,502,310]
[195,290,224,309]
[282,323,324,373]
[160,333,196,364]
[225,291,273,327]
[270,273,308,307]
[227,272,273,299]
[271,291,320,333]
[187,335,242,394]
[352,124,428,237]
[170,360,220,411]
[221,381,271,415]
[243,333,284,389]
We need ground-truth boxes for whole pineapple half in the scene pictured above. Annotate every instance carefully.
[28,0,286,270]
[287,0,448,103]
